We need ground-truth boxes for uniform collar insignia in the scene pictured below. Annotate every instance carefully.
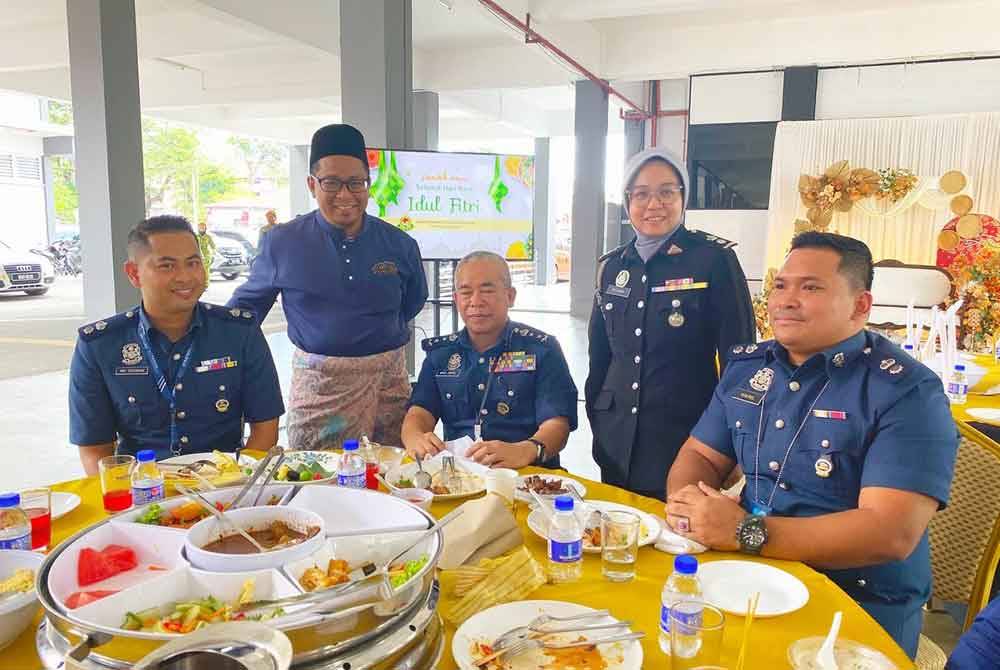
[666,244,683,255]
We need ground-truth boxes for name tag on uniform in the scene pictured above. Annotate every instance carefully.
[491,351,536,373]
[651,278,709,293]
[732,388,763,405]
[605,285,631,298]
[196,357,238,373]
[115,366,149,376]
[813,409,848,420]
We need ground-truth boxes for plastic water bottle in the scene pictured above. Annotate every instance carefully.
[130,450,165,506]
[947,364,968,405]
[337,440,366,489]
[547,495,583,583]
[659,554,703,654]
[0,492,31,551]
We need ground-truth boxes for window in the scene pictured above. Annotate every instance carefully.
[686,122,777,210]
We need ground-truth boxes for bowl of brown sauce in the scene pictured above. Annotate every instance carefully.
[185,506,325,572]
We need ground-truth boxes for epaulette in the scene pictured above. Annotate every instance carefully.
[596,243,629,288]
[204,303,256,323]
[598,243,628,263]
[509,325,552,345]
[861,342,917,382]
[422,333,459,351]
[727,341,769,360]
[77,309,138,341]
[689,229,738,249]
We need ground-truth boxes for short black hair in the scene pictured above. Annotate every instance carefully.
[789,231,874,291]
[127,215,197,258]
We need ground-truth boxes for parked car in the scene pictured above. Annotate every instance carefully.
[0,239,56,296]
[212,229,258,268]
[554,248,570,283]
[210,234,249,280]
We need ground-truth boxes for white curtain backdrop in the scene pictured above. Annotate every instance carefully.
[764,113,1000,275]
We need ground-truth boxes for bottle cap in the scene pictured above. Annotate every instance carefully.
[955,364,966,371]
[0,492,20,508]
[903,343,914,350]
[137,449,156,462]
[674,554,699,575]
[554,495,573,512]
[343,439,359,451]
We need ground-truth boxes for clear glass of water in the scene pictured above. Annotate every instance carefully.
[601,510,640,581]
[670,601,725,670]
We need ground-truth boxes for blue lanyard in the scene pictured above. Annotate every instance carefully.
[474,328,513,441]
[137,322,196,455]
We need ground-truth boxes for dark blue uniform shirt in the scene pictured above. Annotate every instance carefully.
[948,595,1000,669]
[409,321,579,467]
[691,330,958,658]
[69,303,285,460]
[228,211,428,357]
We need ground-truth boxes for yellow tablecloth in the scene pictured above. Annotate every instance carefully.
[8,469,914,669]
[952,353,1000,428]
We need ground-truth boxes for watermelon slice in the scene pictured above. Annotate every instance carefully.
[77,545,138,586]
[65,589,119,609]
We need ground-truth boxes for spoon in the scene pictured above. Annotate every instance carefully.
[175,484,267,554]
[413,453,432,490]
[816,611,842,670]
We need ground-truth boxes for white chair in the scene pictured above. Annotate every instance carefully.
[868,261,953,330]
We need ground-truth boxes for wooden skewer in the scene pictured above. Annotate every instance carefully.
[735,591,760,670]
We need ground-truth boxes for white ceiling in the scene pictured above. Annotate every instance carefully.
[0,0,997,143]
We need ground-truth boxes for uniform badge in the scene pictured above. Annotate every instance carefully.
[666,244,683,255]
[815,457,834,478]
[121,343,142,366]
[813,409,847,420]
[215,398,230,413]
[371,261,399,276]
[745,344,758,354]
[668,311,685,327]
[749,367,774,392]
[83,326,94,335]
[615,270,630,288]
[449,334,458,341]
[242,311,252,319]
[832,352,845,367]
[733,345,744,354]
[447,353,462,372]
[497,402,511,416]
[880,358,896,370]
[889,364,904,375]
[95,320,107,331]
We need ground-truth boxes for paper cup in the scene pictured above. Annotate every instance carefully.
[485,468,517,503]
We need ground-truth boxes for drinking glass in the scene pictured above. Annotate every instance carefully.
[20,487,51,551]
[670,601,726,670]
[601,510,640,581]
[99,454,136,513]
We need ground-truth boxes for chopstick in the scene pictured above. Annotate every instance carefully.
[735,591,760,670]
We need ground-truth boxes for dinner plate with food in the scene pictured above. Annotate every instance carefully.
[526,500,661,553]
[386,458,487,501]
[268,451,339,485]
[159,451,257,490]
[514,473,587,503]
[453,600,643,670]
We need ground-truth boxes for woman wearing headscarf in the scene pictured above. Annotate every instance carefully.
[585,147,755,500]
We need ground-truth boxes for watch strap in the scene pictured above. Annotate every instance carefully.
[528,438,546,464]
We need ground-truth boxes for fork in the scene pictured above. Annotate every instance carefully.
[474,631,644,667]
[491,610,610,650]
[492,620,634,651]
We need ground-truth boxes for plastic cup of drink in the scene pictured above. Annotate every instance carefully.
[670,602,725,670]
[601,510,640,582]
[485,468,517,503]
[20,487,51,551]
[99,455,136,513]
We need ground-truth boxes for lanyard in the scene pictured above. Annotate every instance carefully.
[473,330,512,441]
[137,323,196,456]
[752,377,831,515]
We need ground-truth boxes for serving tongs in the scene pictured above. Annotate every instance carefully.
[175,483,267,554]
[229,446,285,510]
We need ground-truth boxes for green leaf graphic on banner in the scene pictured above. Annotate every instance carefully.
[488,155,509,213]
[370,150,405,217]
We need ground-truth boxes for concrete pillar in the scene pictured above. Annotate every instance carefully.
[339,0,412,148]
[620,117,645,246]
[67,0,144,319]
[569,80,608,318]
[288,145,312,218]
[412,91,439,151]
[533,137,552,285]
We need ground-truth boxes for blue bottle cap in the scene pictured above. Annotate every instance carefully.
[674,554,699,575]
[137,449,156,462]
[0,492,20,508]
[553,495,573,512]
[903,343,914,350]
[955,364,966,371]
[343,440,359,451]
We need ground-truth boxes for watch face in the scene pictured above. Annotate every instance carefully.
[746,527,766,547]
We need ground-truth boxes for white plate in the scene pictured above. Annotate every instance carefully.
[270,451,339,485]
[387,460,486,501]
[526,500,661,553]
[698,560,809,618]
[514,473,587,503]
[159,452,258,488]
[966,407,1000,425]
[452,600,643,670]
[51,492,82,521]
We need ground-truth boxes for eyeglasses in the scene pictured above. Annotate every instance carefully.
[626,186,684,206]
[313,176,370,194]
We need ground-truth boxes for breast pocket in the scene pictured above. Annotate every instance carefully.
[729,404,760,465]
[597,291,627,344]
[496,372,536,418]
[436,377,470,423]
[792,421,864,500]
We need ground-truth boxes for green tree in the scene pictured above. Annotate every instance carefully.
[227,136,286,189]
[51,157,78,226]
[47,100,72,126]
[142,118,200,213]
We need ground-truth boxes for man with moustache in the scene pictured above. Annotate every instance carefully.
[229,124,428,449]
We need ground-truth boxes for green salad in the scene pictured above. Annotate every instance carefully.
[389,555,429,589]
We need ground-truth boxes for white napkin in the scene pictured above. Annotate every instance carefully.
[444,435,477,461]
[654,523,707,555]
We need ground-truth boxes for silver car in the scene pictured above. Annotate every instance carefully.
[0,239,56,296]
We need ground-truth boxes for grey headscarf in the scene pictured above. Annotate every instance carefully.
[622,147,690,262]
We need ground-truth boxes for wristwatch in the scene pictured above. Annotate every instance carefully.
[736,514,768,555]
[527,438,546,464]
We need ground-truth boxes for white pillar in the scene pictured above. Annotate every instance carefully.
[288,145,312,218]
[67,0,145,319]
[533,137,552,285]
